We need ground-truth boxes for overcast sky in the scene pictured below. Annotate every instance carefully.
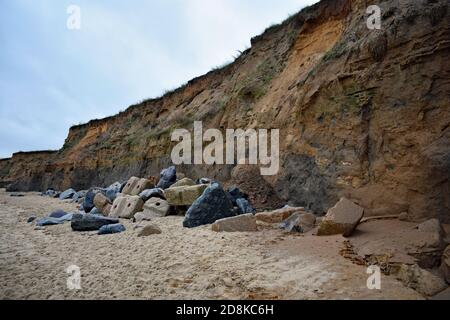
[0,0,318,158]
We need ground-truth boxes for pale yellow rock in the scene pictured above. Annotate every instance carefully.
[164,185,208,206]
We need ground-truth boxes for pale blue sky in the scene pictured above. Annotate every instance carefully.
[0,0,318,158]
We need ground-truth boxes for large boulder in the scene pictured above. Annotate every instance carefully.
[228,186,248,205]
[139,188,165,202]
[83,188,103,213]
[317,198,364,237]
[171,178,196,188]
[280,212,316,233]
[156,166,177,190]
[98,223,126,235]
[71,214,119,232]
[212,214,257,232]
[105,182,122,202]
[165,185,208,206]
[440,245,450,284]
[93,193,112,216]
[255,207,306,224]
[142,198,169,219]
[183,183,235,228]
[122,177,154,196]
[396,264,448,296]
[59,188,76,200]
[236,198,256,215]
[109,195,144,219]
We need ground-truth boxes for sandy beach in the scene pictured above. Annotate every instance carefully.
[0,189,422,300]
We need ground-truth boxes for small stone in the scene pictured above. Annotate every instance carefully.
[59,188,77,200]
[27,216,36,223]
[398,212,409,221]
[138,224,162,237]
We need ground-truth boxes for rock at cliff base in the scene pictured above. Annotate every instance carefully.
[171,178,196,188]
[122,177,154,196]
[183,183,235,228]
[417,219,444,235]
[228,186,248,205]
[71,214,119,232]
[281,212,316,233]
[440,245,450,284]
[164,184,208,206]
[83,188,103,213]
[109,195,144,219]
[142,198,169,219]
[317,198,364,237]
[94,192,112,216]
[72,190,87,203]
[156,166,177,190]
[212,213,257,233]
[59,188,76,200]
[236,198,256,215]
[137,224,162,237]
[27,216,36,223]
[396,264,448,296]
[139,188,165,202]
[105,182,122,202]
[255,207,306,224]
[98,223,126,235]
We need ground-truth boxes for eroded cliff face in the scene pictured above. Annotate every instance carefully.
[1,0,449,221]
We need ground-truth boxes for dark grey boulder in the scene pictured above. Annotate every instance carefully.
[72,190,87,202]
[156,166,177,189]
[83,188,104,213]
[139,188,165,202]
[90,207,101,215]
[183,183,235,228]
[98,223,126,235]
[71,214,119,232]
[36,214,73,226]
[106,182,122,202]
[59,188,77,200]
[236,198,256,215]
[10,193,25,197]
[49,209,69,218]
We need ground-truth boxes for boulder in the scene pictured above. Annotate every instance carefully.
[171,178,196,188]
[43,189,57,197]
[36,214,73,226]
[90,207,100,215]
[105,182,122,202]
[83,188,103,213]
[139,188,165,202]
[137,224,162,237]
[396,264,448,296]
[109,195,144,219]
[72,190,87,203]
[183,183,235,228]
[236,198,256,214]
[59,188,77,200]
[94,193,112,216]
[71,214,119,232]
[142,198,170,219]
[212,214,257,232]
[98,223,126,235]
[122,177,154,196]
[317,198,364,237]
[417,219,444,235]
[156,166,177,190]
[165,185,208,206]
[255,207,306,224]
[49,209,69,219]
[280,212,316,233]
[440,245,450,284]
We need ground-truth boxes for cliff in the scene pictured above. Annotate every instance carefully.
[1,0,449,221]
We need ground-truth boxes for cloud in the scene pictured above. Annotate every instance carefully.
[0,0,319,158]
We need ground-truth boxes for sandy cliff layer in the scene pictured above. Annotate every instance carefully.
[1,0,449,221]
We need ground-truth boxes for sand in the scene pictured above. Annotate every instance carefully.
[0,189,423,300]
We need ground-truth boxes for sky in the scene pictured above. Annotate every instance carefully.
[0,0,319,158]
